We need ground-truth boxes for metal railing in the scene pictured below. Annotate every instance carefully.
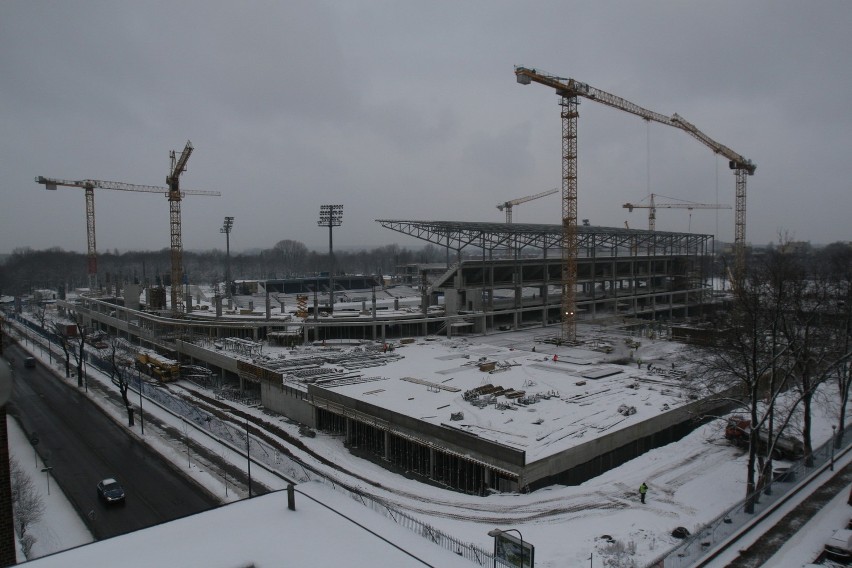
[10,315,495,565]
[645,425,852,567]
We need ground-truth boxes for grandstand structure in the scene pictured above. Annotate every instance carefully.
[378,220,717,335]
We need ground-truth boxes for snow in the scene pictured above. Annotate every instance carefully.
[7,418,92,562]
[312,334,695,463]
[7,320,852,567]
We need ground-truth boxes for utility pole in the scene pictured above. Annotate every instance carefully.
[220,217,234,299]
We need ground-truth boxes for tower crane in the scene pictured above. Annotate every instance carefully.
[496,188,559,223]
[515,65,755,341]
[166,141,194,315]
[623,193,732,232]
[35,167,219,298]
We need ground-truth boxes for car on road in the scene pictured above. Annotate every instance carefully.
[24,357,36,368]
[96,478,126,505]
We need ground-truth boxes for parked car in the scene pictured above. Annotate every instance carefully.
[24,357,36,368]
[824,528,852,562]
[96,478,126,505]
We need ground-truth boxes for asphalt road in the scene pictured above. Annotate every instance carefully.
[5,342,220,540]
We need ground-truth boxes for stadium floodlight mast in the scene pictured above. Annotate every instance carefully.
[220,216,234,298]
[317,204,343,266]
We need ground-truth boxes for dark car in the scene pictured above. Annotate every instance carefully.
[24,357,36,368]
[97,478,126,505]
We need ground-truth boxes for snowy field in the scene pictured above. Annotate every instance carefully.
[7,323,852,567]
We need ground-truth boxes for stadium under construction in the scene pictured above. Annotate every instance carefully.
[49,220,724,494]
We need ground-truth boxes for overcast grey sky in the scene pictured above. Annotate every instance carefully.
[1,1,850,255]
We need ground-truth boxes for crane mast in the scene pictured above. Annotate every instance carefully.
[35,166,219,300]
[166,141,194,315]
[516,66,755,337]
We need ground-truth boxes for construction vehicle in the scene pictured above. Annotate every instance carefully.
[497,188,559,223]
[724,416,804,461]
[135,349,180,383]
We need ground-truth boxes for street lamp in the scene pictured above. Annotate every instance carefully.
[488,528,526,568]
[126,362,145,435]
[137,366,145,435]
[41,466,53,495]
[220,216,234,299]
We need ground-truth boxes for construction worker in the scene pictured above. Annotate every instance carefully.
[639,482,648,504]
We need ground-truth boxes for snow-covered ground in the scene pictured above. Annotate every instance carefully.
[6,322,852,567]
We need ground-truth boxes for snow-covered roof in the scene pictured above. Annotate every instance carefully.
[297,337,697,463]
[22,482,475,568]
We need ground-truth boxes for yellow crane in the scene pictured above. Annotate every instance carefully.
[623,193,732,232]
[496,188,559,223]
[166,141,195,315]
[515,65,755,341]
[35,167,219,297]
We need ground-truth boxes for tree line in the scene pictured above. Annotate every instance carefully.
[0,241,446,295]
[697,240,852,511]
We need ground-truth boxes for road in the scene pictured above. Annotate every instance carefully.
[5,342,219,540]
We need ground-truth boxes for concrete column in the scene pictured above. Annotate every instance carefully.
[345,417,352,445]
[384,431,390,460]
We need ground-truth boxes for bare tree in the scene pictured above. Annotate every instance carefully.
[817,243,852,446]
[31,301,48,331]
[698,252,801,513]
[53,321,73,379]
[69,316,89,388]
[780,250,851,466]
[10,457,45,559]
[108,338,134,426]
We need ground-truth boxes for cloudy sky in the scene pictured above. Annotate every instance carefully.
[1,1,850,255]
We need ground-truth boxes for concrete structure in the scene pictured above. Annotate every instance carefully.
[46,220,725,494]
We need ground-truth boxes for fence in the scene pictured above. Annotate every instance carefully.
[8,316,497,565]
[644,424,852,567]
[141,378,496,565]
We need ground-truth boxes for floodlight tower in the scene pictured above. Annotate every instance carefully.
[318,204,343,311]
[220,216,234,298]
[317,204,343,267]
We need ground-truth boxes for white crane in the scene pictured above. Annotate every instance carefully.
[496,188,559,223]
[623,193,732,232]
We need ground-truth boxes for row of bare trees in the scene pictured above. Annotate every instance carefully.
[699,242,852,512]
[0,242,447,296]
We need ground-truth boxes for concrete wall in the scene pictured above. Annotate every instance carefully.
[521,397,734,489]
[310,385,526,473]
[260,382,315,427]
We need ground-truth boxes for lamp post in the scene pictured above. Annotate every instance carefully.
[220,217,234,299]
[41,466,53,495]
[317,204,343,308]
[488,528,526,568]
[138,366,144,435]
[126,362,145,435]
[244,417,252,498]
